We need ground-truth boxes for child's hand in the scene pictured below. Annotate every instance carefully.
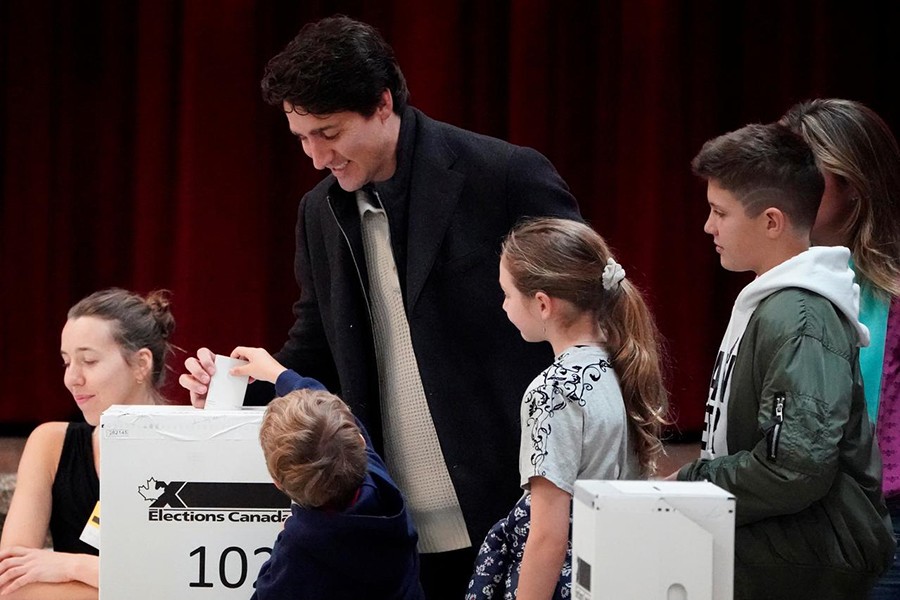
[229,346,287,384]
[661,469,681,481]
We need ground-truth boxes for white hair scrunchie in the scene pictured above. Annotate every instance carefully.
[602,257,626,291]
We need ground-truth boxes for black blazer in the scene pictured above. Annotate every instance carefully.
[258,106,581,544]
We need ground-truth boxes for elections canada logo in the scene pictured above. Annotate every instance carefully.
[138,477,291,524]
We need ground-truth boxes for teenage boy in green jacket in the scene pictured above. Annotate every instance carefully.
[674,122,895,599]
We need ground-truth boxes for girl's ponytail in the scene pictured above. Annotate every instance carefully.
[601,279,669,475]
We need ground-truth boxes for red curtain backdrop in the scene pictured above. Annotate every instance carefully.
[2,1,899,435]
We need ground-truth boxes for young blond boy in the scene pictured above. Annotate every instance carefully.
[676,123,895,599]
[229,347,424,600]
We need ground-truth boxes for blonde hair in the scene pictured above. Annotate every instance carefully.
[780,99,900,297]
[259,388,367,508]
[502,218,669,475]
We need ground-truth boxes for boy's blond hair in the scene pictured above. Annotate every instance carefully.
[259,388,367,508]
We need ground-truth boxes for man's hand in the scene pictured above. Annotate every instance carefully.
[178,347,217,408]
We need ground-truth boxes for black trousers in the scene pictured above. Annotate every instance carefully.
[420,546,479,600]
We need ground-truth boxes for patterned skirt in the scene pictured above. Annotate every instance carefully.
[465,493,572,599]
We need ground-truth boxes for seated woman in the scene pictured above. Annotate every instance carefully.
[0,288,175,600]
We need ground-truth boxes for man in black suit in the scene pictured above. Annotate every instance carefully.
[181,15,580,599]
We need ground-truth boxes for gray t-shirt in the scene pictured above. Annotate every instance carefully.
[519,345,641,494]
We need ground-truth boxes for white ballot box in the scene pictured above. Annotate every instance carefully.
[572,480,735,600]
[99,405,291,600]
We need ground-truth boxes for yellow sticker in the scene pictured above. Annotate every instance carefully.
[79,501,100,550]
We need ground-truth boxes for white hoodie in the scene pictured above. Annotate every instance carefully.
[700,246,869,459]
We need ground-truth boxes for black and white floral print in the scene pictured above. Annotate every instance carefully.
[525,349,612,476]
[465,494,572,600]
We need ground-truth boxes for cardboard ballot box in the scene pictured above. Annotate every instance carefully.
[572,480,735,600]
[99,405,291,600]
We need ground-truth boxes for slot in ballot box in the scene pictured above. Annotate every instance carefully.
[99,405,291,600]
[572,480,735,600]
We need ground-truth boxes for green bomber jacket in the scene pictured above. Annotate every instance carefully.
[679,287,895,578]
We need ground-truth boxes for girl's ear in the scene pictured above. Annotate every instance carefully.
[534,291,553,320]
[132,348,154,385]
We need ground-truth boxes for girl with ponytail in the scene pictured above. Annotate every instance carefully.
[467,218,668,600]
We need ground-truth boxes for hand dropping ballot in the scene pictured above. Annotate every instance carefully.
[204,355,249,410]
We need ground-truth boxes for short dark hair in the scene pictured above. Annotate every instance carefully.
[692,123,824,231]
[260,15,409,117]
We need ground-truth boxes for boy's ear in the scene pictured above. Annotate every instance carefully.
[762,207,786,238]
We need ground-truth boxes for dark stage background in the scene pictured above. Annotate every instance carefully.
[2,0,899,435]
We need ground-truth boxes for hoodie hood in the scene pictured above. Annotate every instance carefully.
[734,246,869,347]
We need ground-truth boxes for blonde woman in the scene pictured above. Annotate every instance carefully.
[781,99,900,598]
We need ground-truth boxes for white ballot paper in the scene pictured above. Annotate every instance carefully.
[204,355,249,410]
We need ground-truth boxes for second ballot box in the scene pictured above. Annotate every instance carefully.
[572,480,735,600]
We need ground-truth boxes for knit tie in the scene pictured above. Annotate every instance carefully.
[358,189,470,552]
[877,298,900,499]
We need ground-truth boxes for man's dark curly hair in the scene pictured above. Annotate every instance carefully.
[261,15,409,117]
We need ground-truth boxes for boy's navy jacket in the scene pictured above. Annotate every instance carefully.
[251,370,424,599]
